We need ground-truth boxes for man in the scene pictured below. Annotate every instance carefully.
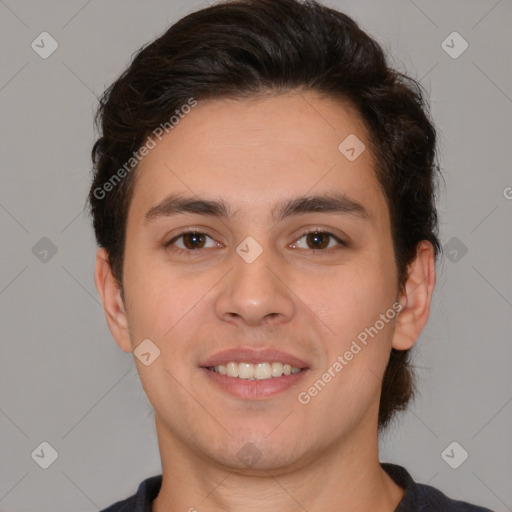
[89,0,494,510]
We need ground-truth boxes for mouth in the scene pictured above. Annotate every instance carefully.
[199,348,310,399]
[205,361,304,379]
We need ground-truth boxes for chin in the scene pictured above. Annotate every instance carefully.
[203,431,309,473]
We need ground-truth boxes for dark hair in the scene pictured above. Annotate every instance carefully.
[88,0,442,430]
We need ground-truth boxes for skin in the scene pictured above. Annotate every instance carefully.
[95,91,436,512]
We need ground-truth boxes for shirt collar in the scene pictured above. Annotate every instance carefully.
[133,463,416,511]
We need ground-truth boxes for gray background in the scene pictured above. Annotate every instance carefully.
[0,0,511,510]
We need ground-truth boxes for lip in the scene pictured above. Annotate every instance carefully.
[201,367,310,400]
[199,347,310,369]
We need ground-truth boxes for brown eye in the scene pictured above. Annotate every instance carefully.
[181,232,207,250]
[292,231,345,252]
[305,232,330,250]
[167,231,218,252]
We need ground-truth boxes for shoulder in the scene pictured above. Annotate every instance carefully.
[100,475,163,512]
[412,481,495,512]
[381,463,495,512]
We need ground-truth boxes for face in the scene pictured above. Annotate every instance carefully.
[104,91,411,472]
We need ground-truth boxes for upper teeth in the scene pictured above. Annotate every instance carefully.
[209,362,302,379]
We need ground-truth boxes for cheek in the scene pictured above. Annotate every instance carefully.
[310,260,396,341]
[306,274,398,418]
[122,253,177,341]
[123,257,217,360]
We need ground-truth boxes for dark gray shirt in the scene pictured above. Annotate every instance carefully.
[100,463,495,511]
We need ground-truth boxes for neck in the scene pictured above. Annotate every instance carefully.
[151,415,404,512]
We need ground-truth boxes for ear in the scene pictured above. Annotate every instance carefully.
[392,240,436,351]
[94,247,132,353]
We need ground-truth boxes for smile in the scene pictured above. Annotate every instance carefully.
[207,361,303,379]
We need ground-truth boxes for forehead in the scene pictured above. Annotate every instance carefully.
[129,91,389,226]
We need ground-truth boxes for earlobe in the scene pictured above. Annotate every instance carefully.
[94,248,133,353]
[391,241,436,351]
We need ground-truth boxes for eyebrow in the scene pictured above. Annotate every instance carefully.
[144,192,371,225]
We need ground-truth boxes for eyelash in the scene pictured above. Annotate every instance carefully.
[165,228,348,256]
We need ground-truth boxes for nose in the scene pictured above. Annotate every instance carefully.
[214,241,296,327]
